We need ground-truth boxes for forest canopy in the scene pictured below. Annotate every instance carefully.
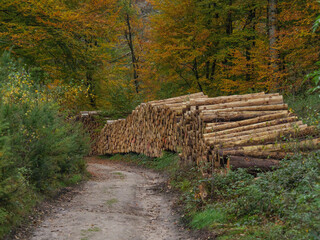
[0,0,319,115]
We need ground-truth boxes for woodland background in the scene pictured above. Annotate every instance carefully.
[0,0,320,239]
[1,0,320,117]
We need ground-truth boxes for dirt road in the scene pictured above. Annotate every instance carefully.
[29,158,196,240]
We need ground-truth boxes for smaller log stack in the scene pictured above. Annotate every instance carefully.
[97,93,208,157]
[77,111,105,156]
[178,92,320,173]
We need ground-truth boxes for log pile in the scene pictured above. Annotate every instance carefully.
[82,92,319,172]
[178,92,319,172]
[97,93,208,157]
[77,111,105,156]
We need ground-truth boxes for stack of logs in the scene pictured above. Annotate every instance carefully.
[178,92,319,172]
[82,92,320,171]
[77,111,105,156]
[97,93,207,157]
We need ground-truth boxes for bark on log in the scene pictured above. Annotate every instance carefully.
[206,112,291,131]
[204,121,303,140]
[201,110,289,122]
[227,155,280,169]
[198,95,283,111]
[208,125,312,147]
[190,92,280,107]
[205,116,298,135]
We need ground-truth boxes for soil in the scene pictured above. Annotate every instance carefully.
[14,157,207,240]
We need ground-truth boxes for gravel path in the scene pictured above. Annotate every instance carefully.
[29,158,196,240]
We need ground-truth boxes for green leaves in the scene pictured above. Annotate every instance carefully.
[0,55,89,238]
[312,12,320,32]
[305,63,320,94]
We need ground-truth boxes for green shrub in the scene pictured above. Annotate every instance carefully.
[205,152,320,239]
[0,121,37,237]
[285,94,320,126]
[0,101,89,192]
[0,52,90,237]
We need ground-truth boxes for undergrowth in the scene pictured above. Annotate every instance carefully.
[99,93,320,240]
[101,151,320,240]
[286,94,320,126]
[0,52,89,238]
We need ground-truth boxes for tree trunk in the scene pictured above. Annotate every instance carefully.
[268,0,279,87]
[245,8,256,82]
[226,0,233,35]
[193,58,203,92]
[86,70,96,108]
[210,60,216,81]
[206,61,210,80]
[125,13,139,94]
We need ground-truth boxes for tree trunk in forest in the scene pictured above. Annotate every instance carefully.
[205,60,217,82]
[223,0,233,70]
[210,60,216,81]
[125,13,139,94]
[245,8,256,82]
[206,61,210,80]
[268,0,279,88]
[226,0,233,35]
[86,70,96,108]
[193,58,203,92]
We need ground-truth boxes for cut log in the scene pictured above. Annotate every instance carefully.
[235,137,320,153]
[218,149,293,160]
[200,104,288,113]
[201,111,289,122]
[205,116,298,135]
[204,121,303,140]
[190,92,279,106]
[227,155,280,169]
[206,112,291,131]
[208,125,313,147]
[198,95,283,111]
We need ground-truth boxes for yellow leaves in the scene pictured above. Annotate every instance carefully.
[0,0,120,88]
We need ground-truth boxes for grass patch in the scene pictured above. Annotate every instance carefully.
[101,151,179,172]
[86,226,101,232]
[111,172,126,179]
[81,226,101,240]
[190,208,227,229]
[105,198,118,206]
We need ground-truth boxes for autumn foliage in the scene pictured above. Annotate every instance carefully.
[0,0,319,112]
[143,0,320,97]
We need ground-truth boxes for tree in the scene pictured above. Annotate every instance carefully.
[268,0,279,89]
[119,0,144,94]
[145,0,320,97]
[0,0,119,107]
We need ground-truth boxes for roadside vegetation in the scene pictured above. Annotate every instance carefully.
[286,94,320,126]
[102,141,319,239]
[0,53,89,238]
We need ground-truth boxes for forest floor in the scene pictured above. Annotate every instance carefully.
[21,157,202,240]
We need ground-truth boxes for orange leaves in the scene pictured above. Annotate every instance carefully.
[0,0,120,81]
[143,0,320,97]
